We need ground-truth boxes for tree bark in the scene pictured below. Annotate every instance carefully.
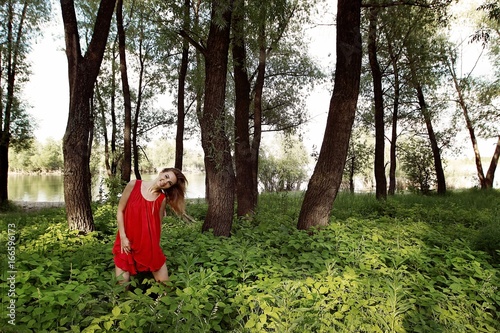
[232,0,258,217]
[297,0,362,230]
[117,0,132,183]
[60,0,115,233]
[200,0,235,236]
[368,7,387,200]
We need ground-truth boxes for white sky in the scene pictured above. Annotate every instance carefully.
[24,10,68,142]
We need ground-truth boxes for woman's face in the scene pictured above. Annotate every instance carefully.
[157,170,177,189]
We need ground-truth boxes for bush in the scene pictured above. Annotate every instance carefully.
[474,219,500,264]
[399,137,437,194]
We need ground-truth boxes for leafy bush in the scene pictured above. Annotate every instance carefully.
[1,191,499,332]
[475,221,500,262]
[259,136,309,192]
[399,138,437,194]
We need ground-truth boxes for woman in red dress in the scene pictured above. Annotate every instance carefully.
[112,167,187,284]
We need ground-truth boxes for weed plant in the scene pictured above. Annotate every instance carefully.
[1,190,499,332]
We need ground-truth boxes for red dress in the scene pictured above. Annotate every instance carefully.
[112,180,166,275]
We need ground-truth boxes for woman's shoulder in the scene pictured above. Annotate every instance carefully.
[125,179,139,189]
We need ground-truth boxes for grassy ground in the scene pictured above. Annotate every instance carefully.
[1,189,499,332]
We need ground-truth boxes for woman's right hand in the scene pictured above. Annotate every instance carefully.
[121,236,131,254]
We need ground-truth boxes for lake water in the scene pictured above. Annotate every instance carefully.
[8,172,206,202]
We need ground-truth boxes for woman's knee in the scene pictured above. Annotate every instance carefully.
[115,266,130,283]
[153,263,169,282]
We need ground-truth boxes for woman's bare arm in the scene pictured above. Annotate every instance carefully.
[116,180,135,253]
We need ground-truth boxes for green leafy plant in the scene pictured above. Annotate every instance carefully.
[1,191,499,332]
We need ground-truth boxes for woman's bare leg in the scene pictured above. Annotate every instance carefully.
[115,266,130,285]
[152,263,169,282]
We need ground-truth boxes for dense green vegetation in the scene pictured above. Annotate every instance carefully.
[1,190,499,332]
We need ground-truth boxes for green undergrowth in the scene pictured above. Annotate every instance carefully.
[1,190,499,332]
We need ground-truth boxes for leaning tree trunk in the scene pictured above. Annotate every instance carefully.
[415,84,446,195]
[448,61,494,189]
[368,7,387,200]
[61,0,116,233]
[297,0,362,230]
[485,136,500,188]
[200,0,235,236]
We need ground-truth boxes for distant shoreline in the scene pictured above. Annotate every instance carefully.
[12,201,65,212]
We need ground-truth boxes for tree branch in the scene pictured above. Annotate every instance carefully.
[178,29,206,57]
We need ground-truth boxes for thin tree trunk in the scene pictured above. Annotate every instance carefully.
[0,50,3,200]
[349,157,355,193]
[297,0,362,230]
[133,26,146,180]
[368,7,387,200]
[250,11,266,214]
[415,84,446,194]
[117,0,132,182]
[175,0,190,170]
[0,1,27,204]
[387,39,400,195]
[485,136,500,188]
[96,82,111,176]
[448,62,489,188]
[110,46,118,177]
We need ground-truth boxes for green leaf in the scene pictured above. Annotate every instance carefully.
[112,306,121,317]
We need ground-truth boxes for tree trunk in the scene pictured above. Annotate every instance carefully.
[415,84,446,194]
[0,141,8,204]
[448,62,490,189]
[133,32,146,180]
[387,39,400,195]
[96,81,111,176]
[117,0,132,182]
[485,136,500,188]
[368,7,387,200]
[249,13,266,215]
[110,51,118,177]
[297,0,362,230]
[200,0,235,236]
[0,1,28,204]
[175,0,190,170]
[232,0,257,217]
[60,0,115,233]
[349,157,355,194]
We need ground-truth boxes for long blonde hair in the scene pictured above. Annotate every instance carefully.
[160,167,187,215]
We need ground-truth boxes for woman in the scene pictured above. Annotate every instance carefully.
[112,167,187,284]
